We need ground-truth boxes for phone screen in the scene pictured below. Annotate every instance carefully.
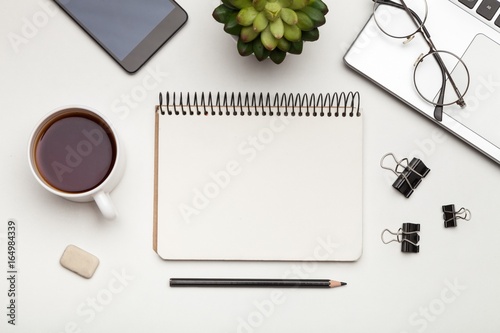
[55,0,187,73]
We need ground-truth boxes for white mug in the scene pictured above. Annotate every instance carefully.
[28,106,125,219]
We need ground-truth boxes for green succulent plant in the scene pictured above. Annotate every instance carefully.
[213,0,329,64]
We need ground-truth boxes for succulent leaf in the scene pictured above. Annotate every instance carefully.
[261,25,279,50]
[237,7,259,26]
[224,13,242,36]
[264,2,282,22]
[288,40,303,54]
[240,25,260,42]
[278,0,293,8]
[283,22,301,42]
[270,48,287,64]
[277,37,291,52]
[253,11,269,32]
[213,5,236,23]
[280,7,298,25]
[237,38,255,56]
[269,17,284,39]
[228,0,253,9]
[253,0,267,11]
[309,0,329,14]
[289,0,310,10]
[296,11,314,31]
[299,6,325,27]
[301,27,319,41]
[253,38,271,61]
[222,0,239,10]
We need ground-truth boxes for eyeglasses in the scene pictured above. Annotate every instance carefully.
[372,0,470,121]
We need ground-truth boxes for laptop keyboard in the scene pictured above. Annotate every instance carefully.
[458,0,500,29]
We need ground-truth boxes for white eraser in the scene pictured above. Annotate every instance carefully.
[60,245,100,279]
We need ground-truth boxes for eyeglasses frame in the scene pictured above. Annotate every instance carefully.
[372,0,470,121]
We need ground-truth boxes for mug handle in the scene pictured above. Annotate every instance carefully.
[93,191,117,220]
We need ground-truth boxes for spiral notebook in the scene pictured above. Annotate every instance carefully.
[153,92,363,261]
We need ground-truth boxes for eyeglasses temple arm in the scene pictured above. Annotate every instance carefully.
[432,51,467,113]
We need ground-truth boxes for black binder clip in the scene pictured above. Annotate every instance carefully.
[381,223,420,253]
[442,204,471,228]
[380,153,430,198]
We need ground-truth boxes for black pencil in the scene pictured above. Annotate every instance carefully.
[169,278,347,288]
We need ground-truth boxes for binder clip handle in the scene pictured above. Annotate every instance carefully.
[381,228,419,246]
[381,223,420,253]
[380,153,408,177]
[457,207,471,221]
[442,204,471,228]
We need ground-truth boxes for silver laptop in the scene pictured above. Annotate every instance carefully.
[344,0,500,164]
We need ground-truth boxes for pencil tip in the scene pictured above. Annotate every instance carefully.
[329,280,347,288]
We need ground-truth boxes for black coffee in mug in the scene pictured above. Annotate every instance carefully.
[33,108,117,193]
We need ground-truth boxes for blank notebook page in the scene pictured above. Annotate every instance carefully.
[153,103,363,261]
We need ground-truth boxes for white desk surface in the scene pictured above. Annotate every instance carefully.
[1,1,500,332]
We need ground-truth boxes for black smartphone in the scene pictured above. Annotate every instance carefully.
[54,0,188,73]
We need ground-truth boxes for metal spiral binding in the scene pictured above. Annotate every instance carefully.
[158,92,361,117]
